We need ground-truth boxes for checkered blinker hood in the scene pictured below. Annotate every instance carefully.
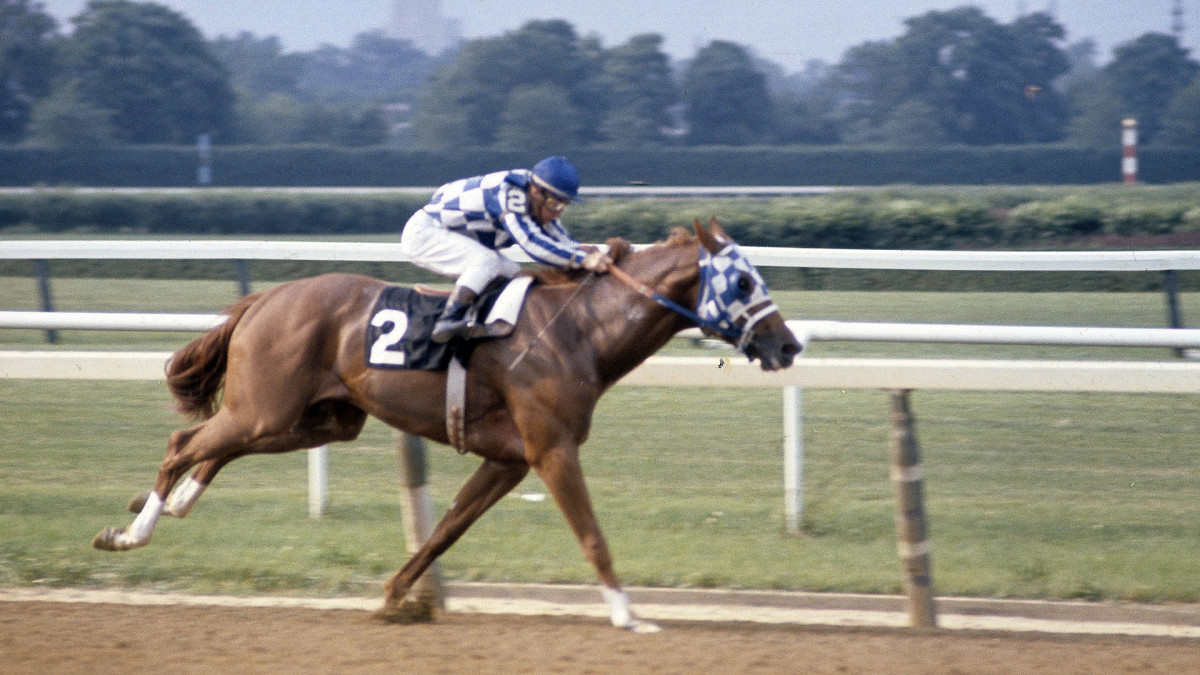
[697,242,779,350]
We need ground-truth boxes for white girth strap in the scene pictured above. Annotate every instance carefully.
[446,357,467,453]
[442,275,534,454]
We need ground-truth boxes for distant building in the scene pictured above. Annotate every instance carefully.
[389,0,461,56]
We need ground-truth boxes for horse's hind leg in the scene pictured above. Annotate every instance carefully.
[151,401,366,518]
[93,416,242,551]
[96,411,289,551]
[127,456,229,517]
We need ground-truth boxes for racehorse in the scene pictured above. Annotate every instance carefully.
[92,218,802,633]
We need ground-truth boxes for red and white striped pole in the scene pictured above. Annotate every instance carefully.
[1122,118,1138,184]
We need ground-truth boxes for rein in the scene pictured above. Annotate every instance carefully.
[606,263,743,343]
[507,249,761,375]
[506,273,596,372]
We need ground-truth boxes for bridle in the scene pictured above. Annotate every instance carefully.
[607,242,778,353]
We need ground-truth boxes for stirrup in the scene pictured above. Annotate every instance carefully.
[431,316,471,343]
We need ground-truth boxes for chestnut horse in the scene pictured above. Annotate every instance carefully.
[93,218,801,633]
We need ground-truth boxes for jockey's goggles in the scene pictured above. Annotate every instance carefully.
[541,191,569,214]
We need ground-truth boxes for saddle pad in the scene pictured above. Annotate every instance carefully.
[363,276,535,372]
[365,286,452,371]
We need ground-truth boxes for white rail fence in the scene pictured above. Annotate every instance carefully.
[6,238,1200,269]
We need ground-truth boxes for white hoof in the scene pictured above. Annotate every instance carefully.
[624,618,662,634]
[92,527,149,551]
[602,586,661,633]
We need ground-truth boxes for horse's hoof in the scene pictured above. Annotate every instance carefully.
[374,601,435,624]
[624,618,662,634]
[92,527,126,551]
[128,492,151,513]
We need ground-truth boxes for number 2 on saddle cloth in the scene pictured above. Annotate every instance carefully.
[365,277,532,371]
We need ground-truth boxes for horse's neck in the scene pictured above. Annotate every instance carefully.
[584,243,700,383]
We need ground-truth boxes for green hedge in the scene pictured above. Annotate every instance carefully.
[4,184,1200,291]
[7,144,1200,187]
[0,190,429,235]
[4,184,1199,246]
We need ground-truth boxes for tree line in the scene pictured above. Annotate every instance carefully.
[5,0,1200,151]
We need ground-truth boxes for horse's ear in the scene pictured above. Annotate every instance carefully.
[695,217,721,253]
[709,217,732,243]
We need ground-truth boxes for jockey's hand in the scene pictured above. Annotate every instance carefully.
[579,247,612,273]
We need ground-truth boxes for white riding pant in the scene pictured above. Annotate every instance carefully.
[401,210,521,294]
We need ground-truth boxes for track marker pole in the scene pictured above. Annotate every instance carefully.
[888,389,937,628]
[1122,118,1138,184]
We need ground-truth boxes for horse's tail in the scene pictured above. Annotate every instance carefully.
[166,292,262,420]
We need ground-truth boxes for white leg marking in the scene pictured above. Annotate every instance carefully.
[118,492,164,548]
[165,477,205,518]
[601,586,661,633]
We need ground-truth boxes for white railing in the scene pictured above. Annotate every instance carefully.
[6,311,1200,349]
[7,350,1200,393]
[0,186,845,199]
[5,239,1200,270]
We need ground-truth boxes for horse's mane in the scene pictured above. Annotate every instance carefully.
[530,230,694,285]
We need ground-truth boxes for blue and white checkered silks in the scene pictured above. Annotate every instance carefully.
[697,242,779,350]
[422,169,584,268]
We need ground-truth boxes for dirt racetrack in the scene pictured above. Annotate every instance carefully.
[4,598,1200,674]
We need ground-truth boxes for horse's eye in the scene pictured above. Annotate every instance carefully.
[736,274,754,297]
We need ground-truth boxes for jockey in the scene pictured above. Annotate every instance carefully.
[401,155,611,342]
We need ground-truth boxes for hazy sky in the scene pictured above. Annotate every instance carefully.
[37,1,1200,72]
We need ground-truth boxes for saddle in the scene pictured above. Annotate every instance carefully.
[364,275,536,454]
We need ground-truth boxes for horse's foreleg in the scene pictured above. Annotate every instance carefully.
[533,446,661,633]
[377,458,529,623]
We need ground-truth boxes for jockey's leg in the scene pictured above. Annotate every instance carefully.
[430,244,521,343]
[403,211,522,342]
[430,285,478,342]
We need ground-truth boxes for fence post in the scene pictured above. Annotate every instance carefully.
[308,446,328,518]
[33,260,58,344]
[396,432,444,609]
[783,385,804,534]
[888,389,937,628]
[234,260,252,297]
[1162,270,1196,359]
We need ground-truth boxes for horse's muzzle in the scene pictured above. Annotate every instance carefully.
[744,315,802,371]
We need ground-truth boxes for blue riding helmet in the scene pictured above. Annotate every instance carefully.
[531,156,585,202]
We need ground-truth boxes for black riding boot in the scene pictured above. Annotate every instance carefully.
[431,287,478,343]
